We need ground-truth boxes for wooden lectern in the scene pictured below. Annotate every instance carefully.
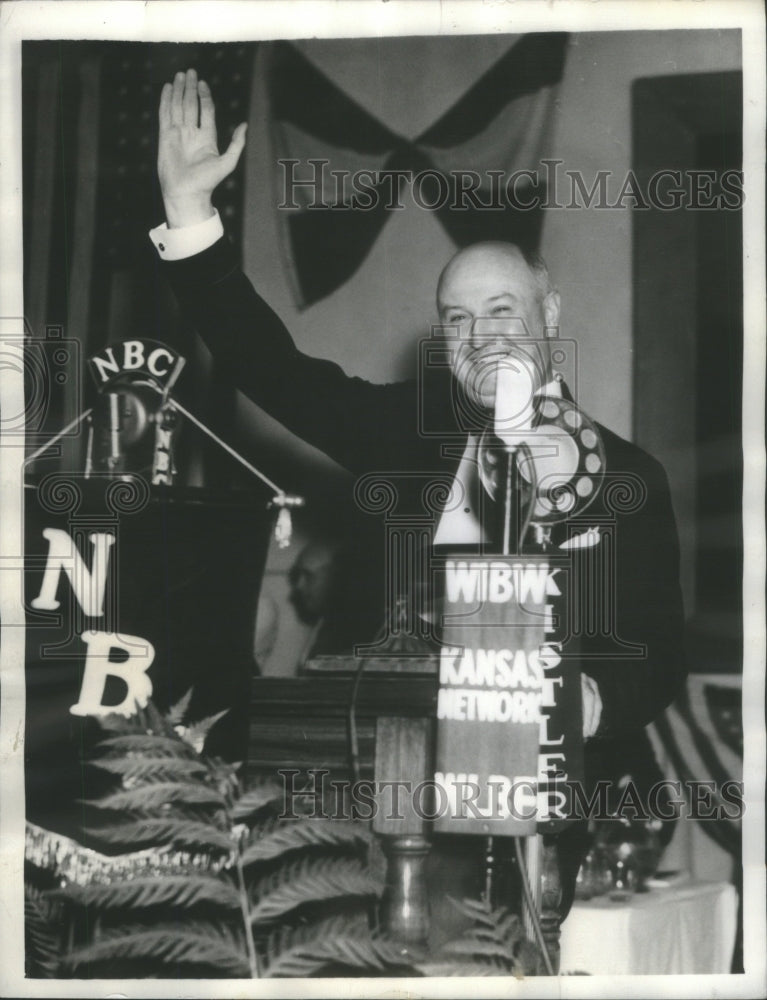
[247,657,438,943]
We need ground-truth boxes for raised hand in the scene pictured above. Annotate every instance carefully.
[158,68,247,228]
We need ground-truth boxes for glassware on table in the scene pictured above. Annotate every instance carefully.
[596,816,664,898]
[609,856,637,901]
[575,846,614,900]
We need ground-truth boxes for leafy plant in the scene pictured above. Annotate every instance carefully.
[30,696,408,979]
[416,896,545,977]
[25,883,65,978]
[27,696,550,979]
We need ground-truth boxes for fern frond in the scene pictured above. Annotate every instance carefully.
[137,699,181,737]
[444,921,519,949]
[206,757,241,782]
[263,915,410,977]
[493,909,523,943]
[83,780,225,812]
[445,894,501,927]
[176,709,228,753]
[24,883,62,977]
[62,921,249,976]
[89,755,208,783]
[515,937,545,975]
[440,936,515,963]
[265,911,366,959]
[426,897,539,977]
[205,756,242,802]
[250,856,381,924]
[92,712,142,734]
[96,733,197,758]
[59,872,240,910]
[83,817,234,853]
[232,781,284,820]
[446,896,523,939]
[165,688,194,726]
[242,818,373,867]
[444,912,522,952]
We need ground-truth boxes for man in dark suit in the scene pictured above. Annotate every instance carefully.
[150,69,686,921]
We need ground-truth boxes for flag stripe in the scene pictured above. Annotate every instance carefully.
[417,33,568,147]
[266,36,568,306]
[270,41,398,152]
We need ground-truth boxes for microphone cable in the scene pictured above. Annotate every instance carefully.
[515,441,537,551]
[512,444,555,974]
[514,835,556,976]
[347,653,368,786]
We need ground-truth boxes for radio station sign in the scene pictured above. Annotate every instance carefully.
[434,556,583,836]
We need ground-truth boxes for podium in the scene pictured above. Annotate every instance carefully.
[247,643,580,965]
[247,664,438,949]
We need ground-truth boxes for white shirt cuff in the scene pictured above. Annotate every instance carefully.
[149,210,224,260]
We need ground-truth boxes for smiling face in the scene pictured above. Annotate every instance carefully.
[437,243,561,410]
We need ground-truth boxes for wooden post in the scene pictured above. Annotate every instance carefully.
[373,715,433,948]
[379,834,431,946]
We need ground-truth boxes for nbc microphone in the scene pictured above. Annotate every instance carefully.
[492,354,537,554]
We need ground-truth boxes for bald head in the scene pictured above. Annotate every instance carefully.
[436,241,561,409]
[437,242,552,312]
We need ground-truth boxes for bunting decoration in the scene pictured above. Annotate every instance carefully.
[267,33,569,307]
[25,821,234,887]
[648,675,742,857]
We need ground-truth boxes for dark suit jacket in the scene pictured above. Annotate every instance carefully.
[160,235,687,791]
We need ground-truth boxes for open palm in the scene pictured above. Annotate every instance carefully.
[158,69,247,223]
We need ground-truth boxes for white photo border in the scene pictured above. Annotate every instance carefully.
[1,2,764,998]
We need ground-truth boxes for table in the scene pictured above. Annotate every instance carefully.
[559,880,737,975]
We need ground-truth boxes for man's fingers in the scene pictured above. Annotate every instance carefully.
[170,71,185,126]
[220,121,248,173]
[159,83,171,130]
[198,79,216,132]
[182,68,198,125]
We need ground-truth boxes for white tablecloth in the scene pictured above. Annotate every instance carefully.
[559,880,738,975]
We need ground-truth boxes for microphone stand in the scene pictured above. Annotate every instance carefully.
[484,444,521,908]
[501,446,521,560]
[487,435,555,974]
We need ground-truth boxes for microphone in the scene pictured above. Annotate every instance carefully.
[108,392,121,469]
[493,352,537,449]
[491,355,537,553]
[478,350,604,527]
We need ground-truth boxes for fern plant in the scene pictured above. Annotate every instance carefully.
[416,896,545,977]
[28,695,410,979]
[25,883,65,978]
[27,695,551,979]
